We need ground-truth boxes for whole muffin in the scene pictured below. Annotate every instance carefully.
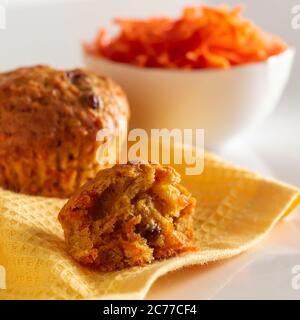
[58,162,196,271]
[0,65,129,198]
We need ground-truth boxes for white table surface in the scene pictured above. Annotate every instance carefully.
[0,0,299,300]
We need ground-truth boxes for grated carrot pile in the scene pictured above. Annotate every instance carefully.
[86,5,288,69]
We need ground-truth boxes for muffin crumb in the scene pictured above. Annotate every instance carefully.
[58,162,196,271]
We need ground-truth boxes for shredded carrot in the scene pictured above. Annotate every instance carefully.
[86,5,288,69]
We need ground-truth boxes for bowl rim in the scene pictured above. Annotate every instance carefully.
[84,47,295,75]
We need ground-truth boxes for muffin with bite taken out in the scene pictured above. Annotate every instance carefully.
[58,161,196,271]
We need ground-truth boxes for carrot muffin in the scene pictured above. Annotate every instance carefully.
[58,162,196,271]
[0,65,129,198]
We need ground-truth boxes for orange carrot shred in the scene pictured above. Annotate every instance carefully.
[86,5,288,69]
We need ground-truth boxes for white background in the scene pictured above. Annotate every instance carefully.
[0,0,299,299]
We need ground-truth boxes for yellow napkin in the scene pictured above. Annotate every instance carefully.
[0,152,299,300]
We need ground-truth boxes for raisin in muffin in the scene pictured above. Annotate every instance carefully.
[58,162,196,271]
[0,65,129,197]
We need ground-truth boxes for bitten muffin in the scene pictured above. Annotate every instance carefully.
[58,162,196,271]
[0,65,129,197]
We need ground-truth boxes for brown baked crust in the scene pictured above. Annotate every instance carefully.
[0,65,129,197]
[58,162,196,271]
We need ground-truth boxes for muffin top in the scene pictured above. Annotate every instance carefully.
[0,65,129,156]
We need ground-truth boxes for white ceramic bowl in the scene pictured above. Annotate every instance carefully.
[84,49,295,147]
